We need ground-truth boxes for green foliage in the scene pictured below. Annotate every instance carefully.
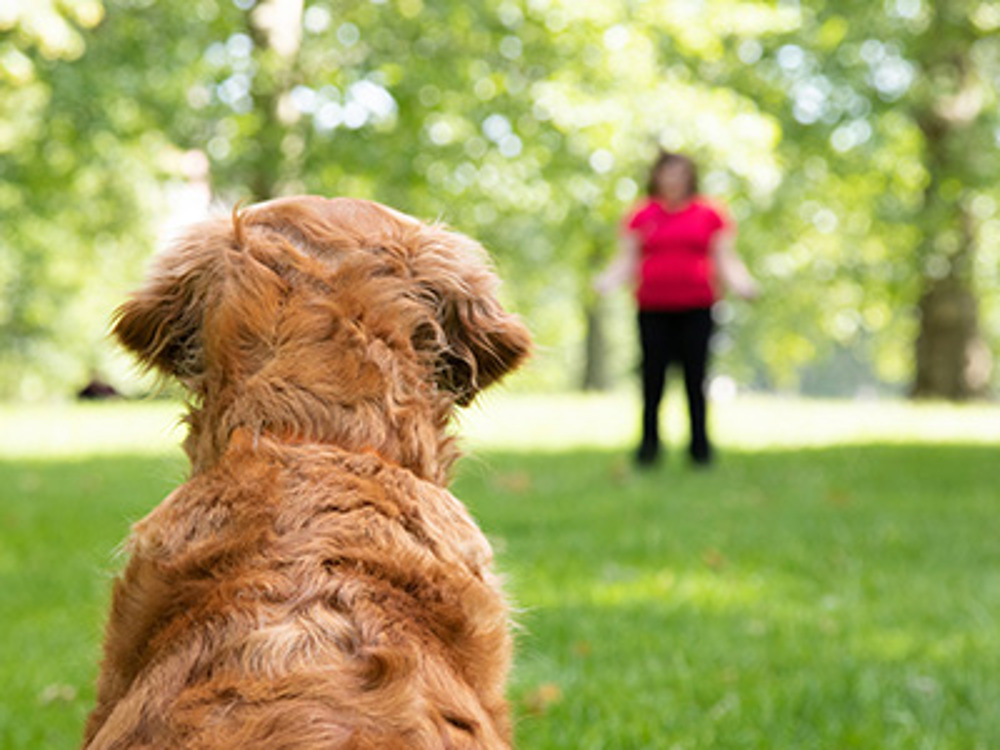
[2,0,999,396]
[742,0,1000,387]
[0,1,188,396]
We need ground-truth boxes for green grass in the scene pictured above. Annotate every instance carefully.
[2,395,999,748]
[0,454,187,748]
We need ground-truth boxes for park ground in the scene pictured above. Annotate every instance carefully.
[2,392,999,748]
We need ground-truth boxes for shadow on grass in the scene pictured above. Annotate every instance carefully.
[458,444,1000,749]
[2,443,997,748]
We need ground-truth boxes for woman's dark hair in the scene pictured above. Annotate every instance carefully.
[646,152,698,198]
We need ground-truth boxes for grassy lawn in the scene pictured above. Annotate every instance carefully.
[2,394,999,748]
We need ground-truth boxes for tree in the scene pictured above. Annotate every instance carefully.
[908,2,996,398]
[3,0,998,399]
[754,0,1000,398]
[0,0,157,396]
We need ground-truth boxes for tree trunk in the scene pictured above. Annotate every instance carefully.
[911,44,992,400]
[581,295,612,391]
[913,277,990,399]
[581,238,615,391]
[245,0,304,202]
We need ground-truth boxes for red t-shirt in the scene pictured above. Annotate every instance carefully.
[625,197,729,311]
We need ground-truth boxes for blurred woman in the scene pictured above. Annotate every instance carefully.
[595,152,758,466]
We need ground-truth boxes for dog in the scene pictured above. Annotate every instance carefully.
[83,196,531,749]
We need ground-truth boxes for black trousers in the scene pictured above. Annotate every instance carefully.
[638,308,714,461]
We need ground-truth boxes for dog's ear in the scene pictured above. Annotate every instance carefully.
[413,228,531,405]
[438,294,532,405]
[112,230,221,382]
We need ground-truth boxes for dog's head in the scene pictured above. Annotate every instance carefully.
[113,197,530,470]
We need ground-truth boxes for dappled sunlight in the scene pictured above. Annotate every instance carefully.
[461,391,1000,451]
[717,394,1000,449]
[847,616,994,668]
[6,393,998,460]
[462,438,1000,746]
[853,627,925,663]
[0,402,184,459]
[532,566,767,613]
[525,560,992,671]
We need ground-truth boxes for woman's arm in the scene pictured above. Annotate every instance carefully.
[712,228,759,300]
[593,232,640,294]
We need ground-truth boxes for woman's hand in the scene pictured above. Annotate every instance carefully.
[593,234,639,295]
[713,230,759,301]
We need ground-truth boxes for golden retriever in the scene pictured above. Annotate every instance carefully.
[83,196,531,749]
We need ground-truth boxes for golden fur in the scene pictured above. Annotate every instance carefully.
[83,196,531,749]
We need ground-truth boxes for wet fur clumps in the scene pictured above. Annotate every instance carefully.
[83,196,531,749]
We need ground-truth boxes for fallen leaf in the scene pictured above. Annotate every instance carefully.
[39,684,77,704]
[702,548,727,571]
[494,471,532,494]
[522,682,563,715]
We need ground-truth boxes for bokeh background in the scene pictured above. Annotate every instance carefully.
[3,0,1000,401]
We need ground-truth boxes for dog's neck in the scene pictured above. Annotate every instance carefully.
[181,374,460,485]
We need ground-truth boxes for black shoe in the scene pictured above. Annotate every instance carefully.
[689,443,713,467]
[635,442,661,467]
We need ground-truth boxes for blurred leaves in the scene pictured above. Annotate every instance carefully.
[1,0,999,397]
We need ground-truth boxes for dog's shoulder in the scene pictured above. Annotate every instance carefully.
[261,438,498,579]
[128,435,495,583]
[126,441,282,560]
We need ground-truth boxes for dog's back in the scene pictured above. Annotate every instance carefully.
[84,197,530,749]
[85,436,509,748]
